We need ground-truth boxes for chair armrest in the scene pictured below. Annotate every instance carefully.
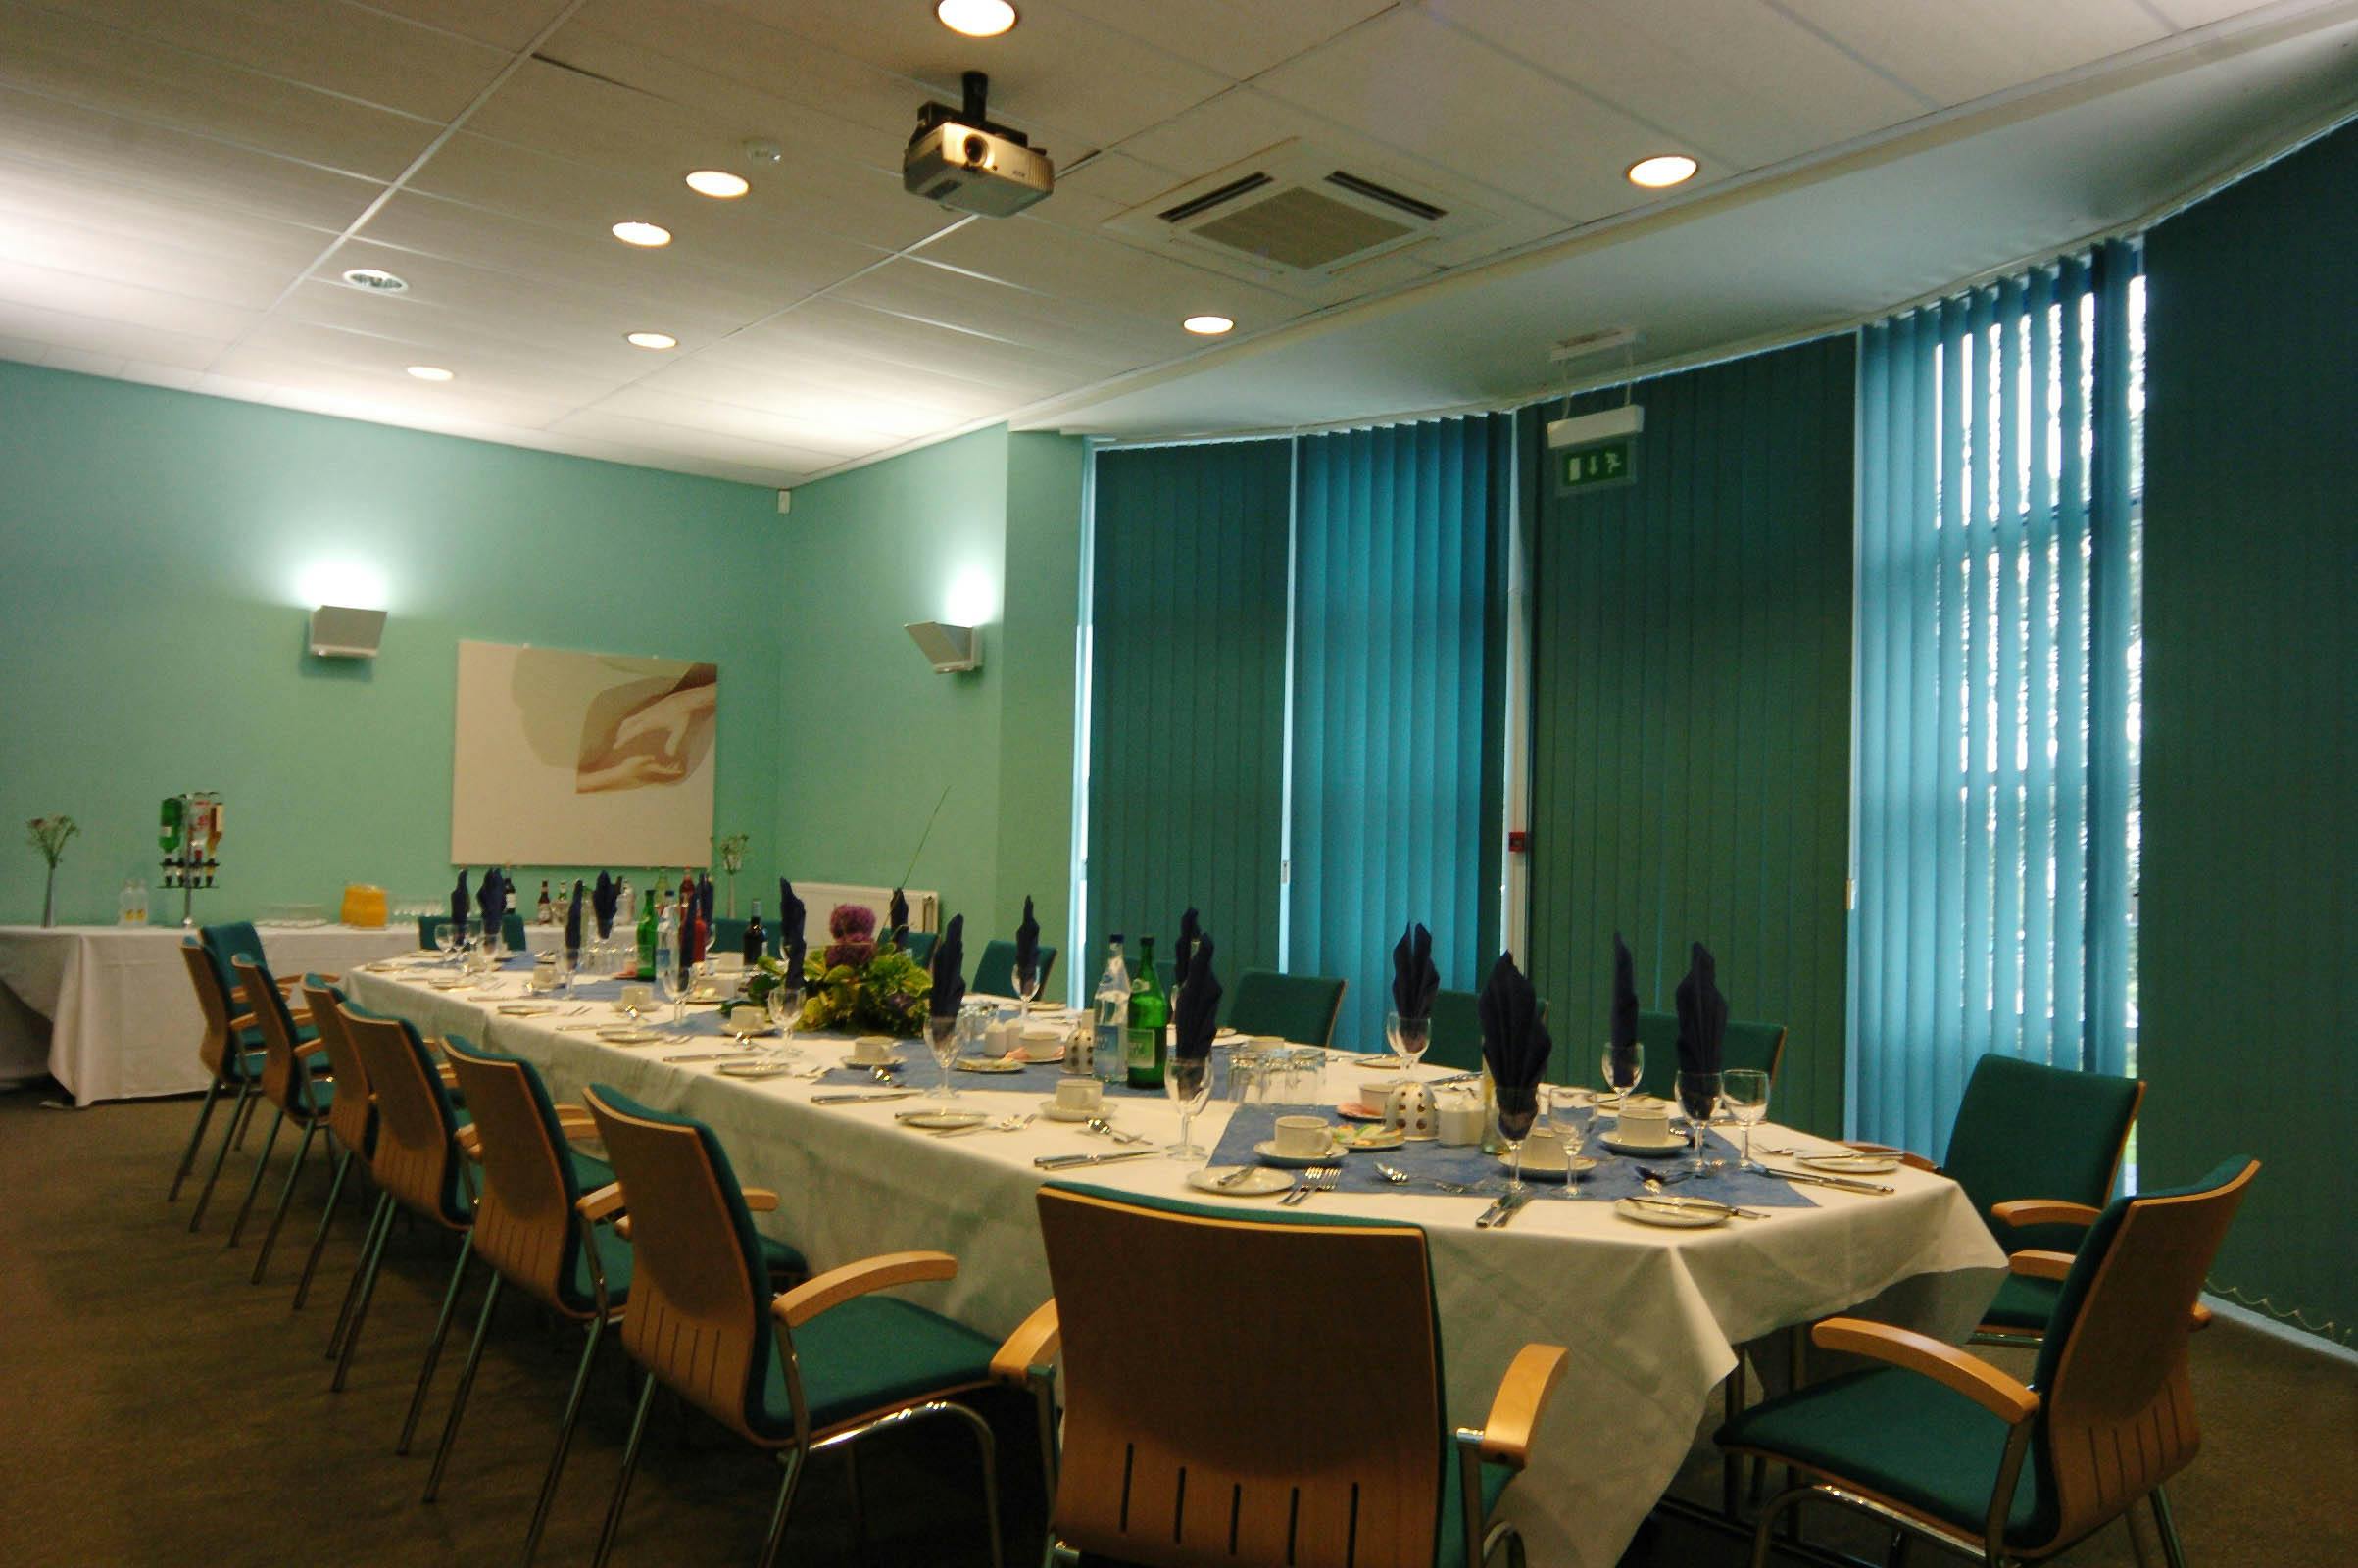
[230,1011,260,1031]
[554,1108,597,1137]
[310,972,342,986]
[1475,1343,1570,1470]
[1812,1319,2039,1424]
[2009,1250,2076,1282]
[741,1187,779,1213]
[1991,1199,2101,1231]
[455,1124,482,1160]
[770,1251,958,1331]
[991,1299,1061,1386]
[576,1182,625,1224]
[1843,1141,1936,1172]
[295,1039,328,1059]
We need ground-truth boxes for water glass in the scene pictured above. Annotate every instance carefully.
[764,982,805,1063]
[1164,1052,1211,1160]
[1386,1010,1432,1075]
[1600,1042,1645,1103]
[1675,1070,1722,1178]
[1721,1068,1771,1172]
[1278,1047,1326,1104]
[1014,957,1042,1004]
[927,1014,960,1105]
[1496,1083,1541,1195]
[656,943,688,1029]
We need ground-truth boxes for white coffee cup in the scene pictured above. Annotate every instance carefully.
[1272,1114,1333,1158]
[1519,1128,1569,1172]
[849,1035,896,1065]
[1054,1077,1103,1113]
[1615,1096,1674,1146]
[1358,1076,1404,1113]
[1436,1092,1485,1147]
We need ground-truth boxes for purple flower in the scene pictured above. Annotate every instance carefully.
[828,903,877,941]
[823,938,876,971]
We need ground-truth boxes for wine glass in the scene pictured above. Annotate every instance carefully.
[1551,1088,1596,1182]
[1721,1068,1771,1173]
[434,924,459,966]
[1675,1070,1723,1178]
[764,980,804,1064]
[1600,1042,1644,1105]
[926,1012,961,1105]
[1496,1083,1540,1196]
[657,938,689,1031]
[1164,1052,1211,1160]
[1386,1010,1432,1077]
[1013,955,1042,1005]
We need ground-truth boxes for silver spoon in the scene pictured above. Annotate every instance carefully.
[1375,1162,1492,1196]
[1084,1117,1148,1145]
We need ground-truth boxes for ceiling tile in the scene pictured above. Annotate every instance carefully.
[0,158,335,309]
[1048,0,1396,80]
[1775,1,2169,106]
[627,355,981,438]
[828,256,1173,363]
[0,296,233,368]
[542,406,845,475]
[30,0,515,122]
[733,297,1098,400]
[1426,0,1935,170]
[203,340,584,427]
[0,254,262,339]
[913,218,1301,331]
[229,313,634,403]
[0,2,442,181]
[584,383,898,458]
[363,0,576,52]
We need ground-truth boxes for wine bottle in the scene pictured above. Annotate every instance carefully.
[536,879,554,924]
[635,885,659,980]
[743,901,764,965]
[1125,935,1167,1090]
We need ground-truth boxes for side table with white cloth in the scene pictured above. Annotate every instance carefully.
[0,923,549,1103]
[347,959,2005,1568]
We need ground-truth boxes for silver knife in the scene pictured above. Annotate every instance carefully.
[811,1089,923,1105]
[1473,1192,1511,1228]
[1490,1190,1538,1228]
[663,1052,762,1064]
[1762,1165,1895,1194]
[1033,1150,1160,1170]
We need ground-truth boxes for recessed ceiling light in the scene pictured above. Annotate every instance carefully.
[683,170,749,199]
[340,267,408,293]
[1182,314,1235,336]
[406,365,454,381]
[1626,153,1699,189]
[936,0,1017,37]
[625,331,678,350]
[611,220,672,247]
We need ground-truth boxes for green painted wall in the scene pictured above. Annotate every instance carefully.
[773,424,1086,960]
[0,361,786,927]
[2141,123,2358,1345]
[1523,338,1856,1133]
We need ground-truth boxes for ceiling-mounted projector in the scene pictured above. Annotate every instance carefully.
[904,71,1053,218]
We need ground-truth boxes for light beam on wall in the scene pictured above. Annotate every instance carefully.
[294,559,390,612]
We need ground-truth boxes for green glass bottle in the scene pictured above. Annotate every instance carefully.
[1125,935,1168,1089]
[635,884,660,980]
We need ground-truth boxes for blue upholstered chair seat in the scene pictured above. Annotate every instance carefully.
[754,1295,997,1440]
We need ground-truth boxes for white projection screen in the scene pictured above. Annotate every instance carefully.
[451,640,716,865]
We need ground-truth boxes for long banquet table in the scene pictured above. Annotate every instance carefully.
[348,956,2005,1568]
[0,922,442,1103]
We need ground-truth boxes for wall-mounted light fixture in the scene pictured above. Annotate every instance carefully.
[905,621,981,673]
[309,605,388,659]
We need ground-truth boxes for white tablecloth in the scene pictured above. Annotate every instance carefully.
[347,966,2005,1568]
[0,923,555,1103]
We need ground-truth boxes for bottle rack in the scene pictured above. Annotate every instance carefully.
[159,791,222,929]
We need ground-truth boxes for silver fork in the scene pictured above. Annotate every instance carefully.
[1283,1166,1338,1206]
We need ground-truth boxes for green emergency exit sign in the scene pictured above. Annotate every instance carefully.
[1558,439,1636,493]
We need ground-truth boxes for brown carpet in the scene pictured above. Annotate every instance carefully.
[2,1085,2352,1567]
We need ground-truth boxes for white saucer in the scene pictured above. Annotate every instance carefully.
[1615,1195,1731,1228]
[1039,1100,1105,1122]
[596,1028,663,1046]
[1800,1152,1901,1175]
[1599,1134,1692,1156]
[955,1055,1028,1074]
[1253,1140,1341,1168]
[895,1109,988,1131]
[1498,1153,1597,1183]
[1331,1126,1406,1152]
[1188,1166,1294,1197]
[497,1004,552,1015]
[716,1062,795,1080]
[845,1055,903,1071]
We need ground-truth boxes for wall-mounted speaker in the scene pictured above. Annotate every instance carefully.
[905,620,980,673]
[308,604,387,659]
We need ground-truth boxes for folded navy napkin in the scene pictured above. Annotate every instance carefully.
[1171,906,1201,992]
[478,868,507,938]
[565,880,584,955]
[929,913,965,1019]
[778,879,807,974]
[1172,935,1221,1060]
[1478,951,1551,1093]
[1611,932,1641,1081]
[1674,942,1727,1076]
[593,872,615,939]
[1014,895,1040,978]
[888,887,909,947]
[1391,921,1439,1020]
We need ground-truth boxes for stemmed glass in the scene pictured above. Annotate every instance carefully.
[1386,1010,1432,1077]
[657,936,689,1031]
[1721,1068,1771,1174]
[1497,1083,1540,1196]
[1551,1088,1596,1182]
[1013,956,1042,1006]
[926,1012,961,1106]
[763,979,804,1065]
[1600,1042,1644,1105]
[434,925,459,966]
[1676,1070,1723,1179]
[1164,1052,1210,1160]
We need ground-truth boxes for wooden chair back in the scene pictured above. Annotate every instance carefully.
[339,1004,467,1231]
[232,956,311,1116]
[180,940,238,1080]
[1035,1185,1447,1568]
[299,978,371,1158]
[445,1036,598,1319]
[582,1083,769,1445]
[2030,1157,2258,1549]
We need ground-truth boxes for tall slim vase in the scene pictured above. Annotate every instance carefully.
[42,867,56,927]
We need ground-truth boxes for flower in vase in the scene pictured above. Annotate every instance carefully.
[828,902,877,941]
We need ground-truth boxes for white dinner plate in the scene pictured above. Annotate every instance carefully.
[1799,1152,1901,1175]
[1187,1166,1294,1197]
[1598,1134,1692,1156]
[1615,1195,1732,1228]
[1038,1100,1104,1122]
[596,1028,663,1046]
[896,1109,989,1132]
[716,1062,796,1080]
[1331,1125,1406,1152]
[497,1004,552,1016]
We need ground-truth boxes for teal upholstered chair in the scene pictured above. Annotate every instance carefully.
[224,956,336,1283]
[1424,989,1554,1076]
[171,940,283,1226]
[290,977,376,1312]
[418,911,529,952]
[1013,1183,1569,1568]
[900,928,938,963]
[1721,1157,2258,1568]
[1227,968,1348,1049]
[711,916,749,959]
[579,1084,1007,1568]
[1636,1008,1790,1093]
[972,938,1057,998]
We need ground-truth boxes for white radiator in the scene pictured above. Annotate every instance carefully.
[790,882,941,936]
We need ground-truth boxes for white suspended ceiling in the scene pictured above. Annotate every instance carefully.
[0,0,2351,484]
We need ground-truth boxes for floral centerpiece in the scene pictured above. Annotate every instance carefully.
[27,814,78,927]
[736,903,931,1038]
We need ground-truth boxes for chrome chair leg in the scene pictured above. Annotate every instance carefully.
[167,1078,225,1200]
[422,1268,504,1497]
[757,1448,808,1568]
[225,1105,286,1247]
[328,1190,392,1359]
[399,1235,477,1453]
[292,1146,354,1310]
[592,1375,660,1568]
[232,1083,261,1148]
[1751,1486,1812,1568]
[941,1400,1005,1568]
[187,1077,252,1229]
[519,1316,607,1566]
[332,1192,397,1391]
[2152,1485,2188,1568]
[250,1120,319,1284]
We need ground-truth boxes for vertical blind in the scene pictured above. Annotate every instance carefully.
[1850,240,2140,1156]
[1290,416,1510,1050]
[1085,441,1294,976]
